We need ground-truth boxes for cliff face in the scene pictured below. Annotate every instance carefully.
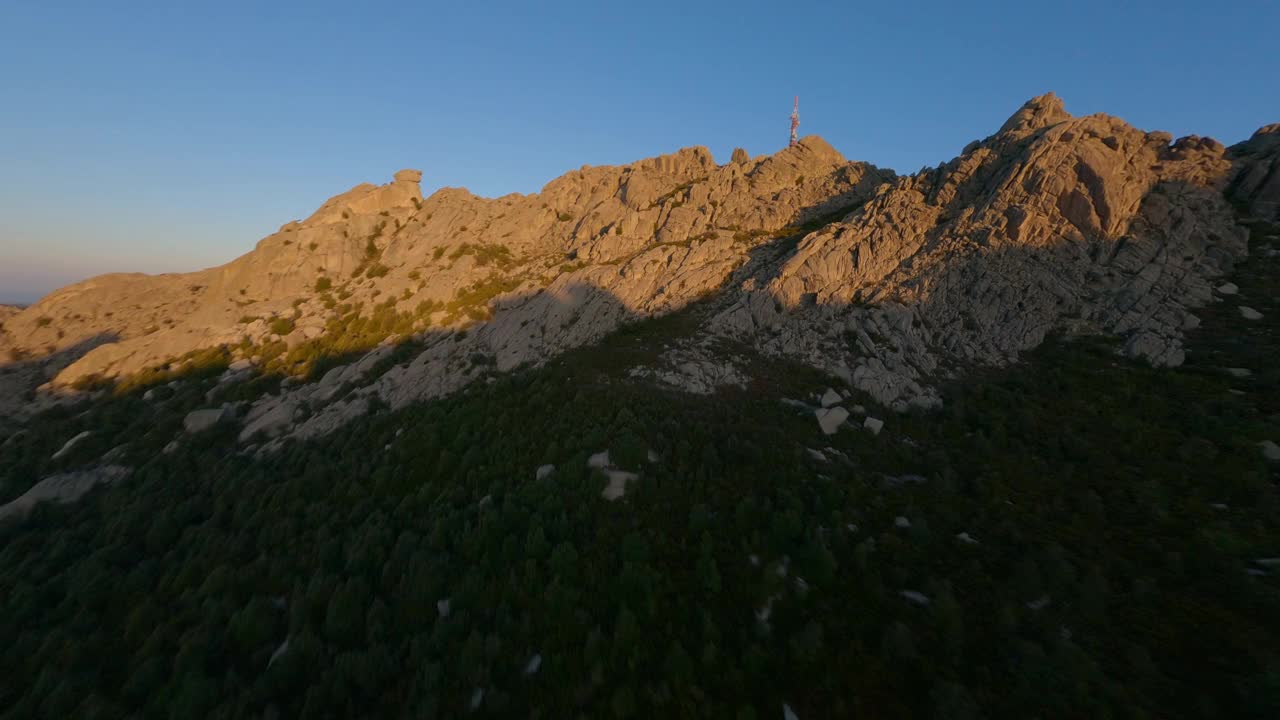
[1,93,1275,444]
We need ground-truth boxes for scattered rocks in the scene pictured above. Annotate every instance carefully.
[806,448,827,462]
[1216,282,1239,295]
[1239,306,1264,320]
[630,345,748,394]
[814,406,849,435]
[863,417,884,435]
[820,388,842,407]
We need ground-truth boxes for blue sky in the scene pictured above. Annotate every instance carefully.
[1,0,1277,304]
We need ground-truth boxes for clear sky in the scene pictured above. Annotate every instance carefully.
[1,0,1277,305]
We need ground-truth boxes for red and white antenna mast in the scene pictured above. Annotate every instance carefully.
[789,96,800,147]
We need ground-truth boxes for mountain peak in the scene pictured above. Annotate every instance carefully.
[997,92,1071,137]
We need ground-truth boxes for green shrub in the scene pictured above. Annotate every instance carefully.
[448,243,513,269]
[269,317,295,336]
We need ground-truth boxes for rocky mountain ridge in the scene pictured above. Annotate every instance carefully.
[2,93,1277,445]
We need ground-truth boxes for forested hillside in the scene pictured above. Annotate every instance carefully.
[2,218,1277,718]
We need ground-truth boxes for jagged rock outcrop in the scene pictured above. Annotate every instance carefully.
[713,93,1255,408]
[1229,124,1280,220]
[2,92,1275,445]
[0,138,888,410]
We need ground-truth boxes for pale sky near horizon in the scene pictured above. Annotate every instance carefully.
[1,0,1277,305]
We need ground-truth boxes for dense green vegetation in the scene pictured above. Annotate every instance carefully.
[1,224,1278,718]
[449,242,516,269]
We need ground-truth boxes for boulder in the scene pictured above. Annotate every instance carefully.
[601,469,637,501]
[814,406,849,435]
[524,654,543,675]
[731,147,750,165]
[1261,440,1280,462]
[587,450,610,469]
[863,417,884,435]
[51,430,92,461]
[536,464,555,480]
[184,407,228,433]
[267,637,290,668]
[0,465,131,522]
[1239,306,1264,320]
[394,168,423,184]
[901,590,931,606]
[1216,282,1239,295]
[239,397,297,442]
[820,388,842,407]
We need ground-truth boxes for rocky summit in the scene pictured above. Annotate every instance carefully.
[2,93,1275,446]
